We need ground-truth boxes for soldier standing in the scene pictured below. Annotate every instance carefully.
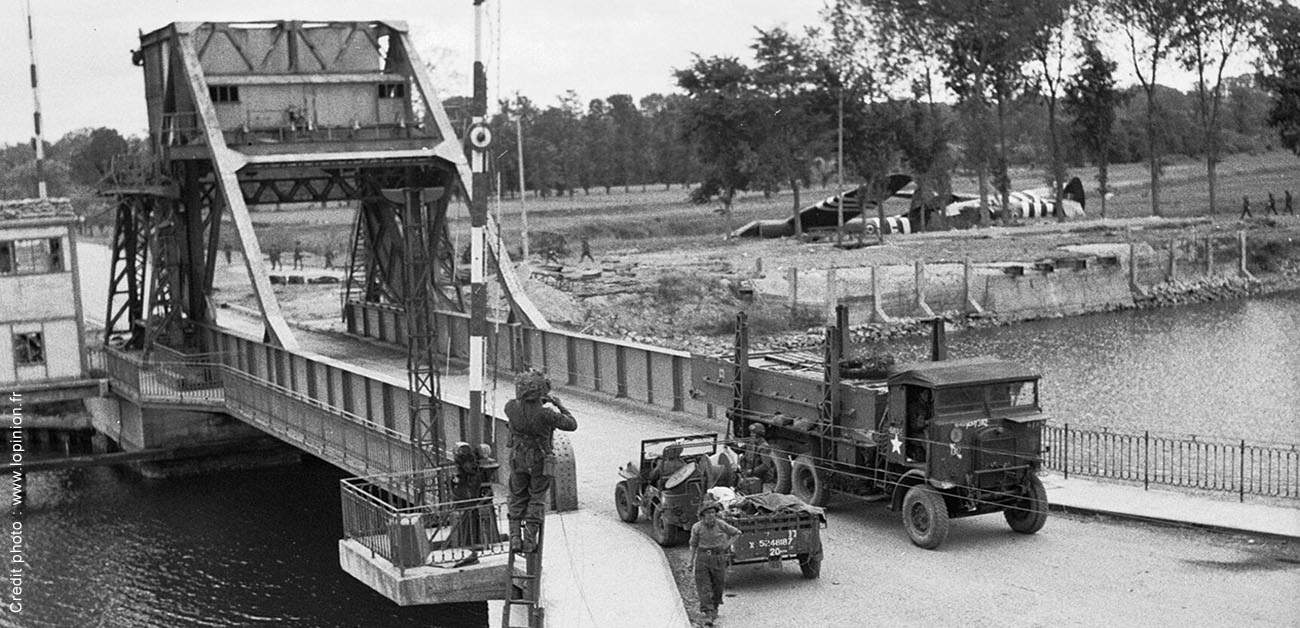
[687,501,740,625]
[293,240,304,270]
[503,370,577,552]
[579,236,595,263]
[736,423,775,491]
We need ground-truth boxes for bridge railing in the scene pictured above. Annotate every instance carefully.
[221,367,424,477]
[1043,423,1300,501]
[340,468,508,574]
[344,300,700,415]
[101,346,225,407]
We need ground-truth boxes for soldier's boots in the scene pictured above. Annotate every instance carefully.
[509,520,523,552]
[522,521,541,553]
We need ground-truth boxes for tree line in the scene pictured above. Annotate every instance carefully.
[2,0,1297,231]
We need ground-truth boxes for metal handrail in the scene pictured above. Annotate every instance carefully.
[1044,423,1299,501]
[340,468,509,572]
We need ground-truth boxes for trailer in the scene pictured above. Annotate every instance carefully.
[692,311,1049,549]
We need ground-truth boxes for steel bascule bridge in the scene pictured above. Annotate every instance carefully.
[85,19,710,620]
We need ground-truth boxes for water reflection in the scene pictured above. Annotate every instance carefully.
[868,290,1300,442]
[17,460,485,628]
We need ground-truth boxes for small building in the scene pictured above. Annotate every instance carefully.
[0,198,87,387]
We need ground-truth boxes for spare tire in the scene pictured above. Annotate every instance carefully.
[791,453,830,507]
[770,450,793,494]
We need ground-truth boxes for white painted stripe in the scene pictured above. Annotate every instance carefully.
[469,336,484,391]
[470,226,484,282]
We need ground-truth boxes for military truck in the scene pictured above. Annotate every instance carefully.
[692,312,1048,549]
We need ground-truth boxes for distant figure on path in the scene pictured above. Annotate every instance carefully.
[1267,192,1279,216]
[292,241,304,270]
[324,249,334,269]
[579,236,595,263]
[224,242,233,264]
[1240,196,1252,219]
[268,248,282,270]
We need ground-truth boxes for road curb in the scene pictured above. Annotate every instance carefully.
[1047,501,1300,541]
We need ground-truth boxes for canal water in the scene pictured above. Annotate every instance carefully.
[9,290,1297,627]
[870,289,1300,443]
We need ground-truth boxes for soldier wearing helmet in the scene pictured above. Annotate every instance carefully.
[736,422,775,491]
[504,369,578,552]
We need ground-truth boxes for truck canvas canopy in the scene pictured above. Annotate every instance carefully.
[887,358,1040,389]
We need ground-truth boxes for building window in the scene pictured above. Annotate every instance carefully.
[377,83,405,99]
[13,332,44,366]
[0,238,61,275]
[209,85,240,103]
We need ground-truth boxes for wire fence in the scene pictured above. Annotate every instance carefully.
[1043,423,1300,501]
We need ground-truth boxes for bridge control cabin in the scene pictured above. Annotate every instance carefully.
[136,21,463,162]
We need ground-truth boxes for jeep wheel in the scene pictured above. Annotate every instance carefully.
[791,454,830,506]
[651,504,685,547]
[614,481,639,523]
[797,553,821,579]
[902,485,950,550]
[1004,474,1048,534]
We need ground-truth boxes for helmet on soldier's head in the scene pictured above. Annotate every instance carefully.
[748,423,766,437]
[514,369,550,401]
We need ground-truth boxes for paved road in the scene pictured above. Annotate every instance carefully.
[78,245,1297,627]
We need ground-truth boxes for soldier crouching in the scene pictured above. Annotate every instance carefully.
[504,370,578,552]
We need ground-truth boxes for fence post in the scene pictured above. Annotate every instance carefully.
[1204,235,1213,276]
[1239,439,1246,503]
[1144,430,1150,490]
[1166,238,1177,281]
[1063,423,1069,480]
[825,267,838,324]
[1238,231,1255,280]
[787,266,799,318]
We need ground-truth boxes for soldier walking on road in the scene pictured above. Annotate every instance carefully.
[687,501,740,626]
[504,370,578,552]
[293,240,304,270]
[579,236,595,263]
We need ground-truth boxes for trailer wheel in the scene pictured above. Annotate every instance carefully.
[651,504,685,547]
[791,454,830,507]
[797,554,822,579]
[1004,474,1048,534]
[902,485,950,550]
[614,481,639,523]
[771,450,793,494]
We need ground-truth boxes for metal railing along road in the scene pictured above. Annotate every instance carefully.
[1044,423,1300,501]
[341,468,509,573]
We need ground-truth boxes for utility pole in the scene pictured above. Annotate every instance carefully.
[467,0,491,448]
[24,0,47,199]
[517,116,529,259]
[836,88,844,246]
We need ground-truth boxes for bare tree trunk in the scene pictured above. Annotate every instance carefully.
[1048,96,1064,221]
[1145,88,1162,217]
[791,178,802,236]
[997,96,1010,226]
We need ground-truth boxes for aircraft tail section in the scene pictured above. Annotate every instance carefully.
[1063,176,1085,210]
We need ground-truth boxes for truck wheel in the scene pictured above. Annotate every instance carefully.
[1004,474,1049,534]
[651,504,685,547]
[797,554,821,579]
[791,454,830,507]
[614,481,639,523]
[902,485,950,550]
[771,450,793,494]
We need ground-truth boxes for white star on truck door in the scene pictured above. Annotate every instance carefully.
[890,434,903,454]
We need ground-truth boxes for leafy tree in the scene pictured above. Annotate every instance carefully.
[749,26,826,234]
[1106,0,1182,217]
[1030,1,1078,220]
[674,55,761,233]
[583,99,618,194]
[1172,0,1265,214]
[1064,37,1126,217]
[1255,1,1300,156]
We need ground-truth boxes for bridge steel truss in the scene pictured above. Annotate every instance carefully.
[105,20,550,475]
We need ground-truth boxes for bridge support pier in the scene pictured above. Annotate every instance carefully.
[85,396,298,478]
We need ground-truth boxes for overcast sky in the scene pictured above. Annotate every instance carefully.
[0,1,1255,147]
[0,0,823,145]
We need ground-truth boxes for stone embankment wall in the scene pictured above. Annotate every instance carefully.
[766,231,1287,327]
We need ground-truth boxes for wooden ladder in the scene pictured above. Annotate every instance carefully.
[501,517,545,628]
